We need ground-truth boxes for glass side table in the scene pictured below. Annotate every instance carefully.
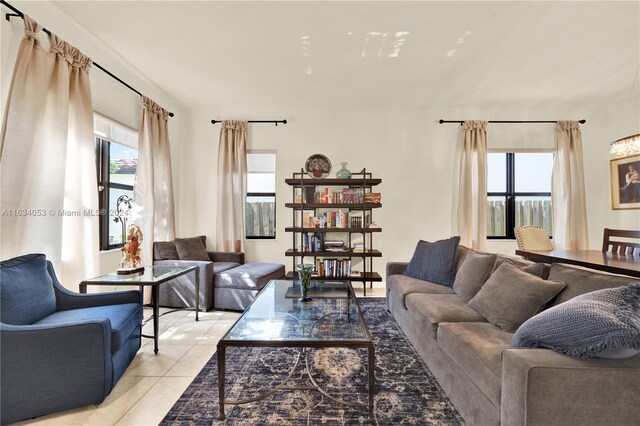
[80,265,199,354]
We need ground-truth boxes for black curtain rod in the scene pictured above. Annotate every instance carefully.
[211,119,287,126]
[1,0,174,118]
[439,119,586,125]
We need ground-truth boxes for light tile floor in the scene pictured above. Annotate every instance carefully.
[15,286,386,426]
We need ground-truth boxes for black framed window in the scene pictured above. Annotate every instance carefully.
[95,137,138,250]
[487,152,553,239]
[246,151,276,239]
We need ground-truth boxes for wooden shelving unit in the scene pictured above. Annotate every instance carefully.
[285,168,382,295]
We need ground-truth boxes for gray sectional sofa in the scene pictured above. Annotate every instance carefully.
[386,247,640,426]
[153,238,244,311]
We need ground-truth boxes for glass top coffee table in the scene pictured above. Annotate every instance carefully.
[217,279,375,422]
[80,265,199,354]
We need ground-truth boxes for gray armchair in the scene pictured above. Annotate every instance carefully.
[153,237,244,310]
[0,253,142,424]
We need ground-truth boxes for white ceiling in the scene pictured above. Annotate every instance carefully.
[51,1,639,110]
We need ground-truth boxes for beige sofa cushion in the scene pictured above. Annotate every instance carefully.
[546,263,638,308]
[438,322,513,407]
[387,274,455,310]
[405,293,487,339]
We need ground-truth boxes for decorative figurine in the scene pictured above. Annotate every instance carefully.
[117,224,144,274]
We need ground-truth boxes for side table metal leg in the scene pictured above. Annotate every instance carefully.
[79,283,87,294]
[218,345,226,420]
[368,346,375,423]
[195,269,200,321]
[152,286,159,355]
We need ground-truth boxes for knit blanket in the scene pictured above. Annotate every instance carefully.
[512,283,640,358]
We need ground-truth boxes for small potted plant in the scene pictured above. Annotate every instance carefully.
[296,263,315,302]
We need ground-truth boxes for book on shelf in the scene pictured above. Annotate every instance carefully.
[324,239,346,251]
[300,232,324,252]
[315,258,352,278]
[306,188,370,204]
[365,193,381,203]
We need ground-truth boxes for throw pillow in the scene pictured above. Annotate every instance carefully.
[154,241,179,260]
[175,236,209,261]
[469,262,566,332]
[452,251,497,302]
[403,236,460,287]
[521,262,548,279]
[512,283,640,359]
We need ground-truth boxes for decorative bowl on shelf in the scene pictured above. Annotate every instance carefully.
[305,154,331,178]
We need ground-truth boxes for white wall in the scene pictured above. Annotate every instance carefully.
[3,2,637,281]
[178,100,640,281]
[1,0,184,275]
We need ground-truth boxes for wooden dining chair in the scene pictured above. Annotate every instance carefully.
[602,228,640,256]
[514,225,553,250]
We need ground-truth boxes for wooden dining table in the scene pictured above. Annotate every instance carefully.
[515,249,640,278]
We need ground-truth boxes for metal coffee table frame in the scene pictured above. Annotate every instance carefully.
[217,280,376,423]
[80,265,199,354]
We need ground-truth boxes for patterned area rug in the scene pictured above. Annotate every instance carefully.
[161,298,464,425]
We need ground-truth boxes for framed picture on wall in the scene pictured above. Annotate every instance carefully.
[610,154,640,210]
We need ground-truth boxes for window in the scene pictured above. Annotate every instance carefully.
[487,152,553,239]
[94,115,138,250]
[246,151,276,239]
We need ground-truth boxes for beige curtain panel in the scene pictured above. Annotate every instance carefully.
[457,120,488,250]
[552,121,589,250]
[0,16,98,289]
[216,120,248,253]
[134,96,176,270]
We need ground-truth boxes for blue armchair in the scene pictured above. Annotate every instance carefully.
[0,254,143,424]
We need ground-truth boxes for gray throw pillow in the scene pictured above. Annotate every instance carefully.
[175,236,209,261]
[453,252,497,302]
[403,237,460,287]
[512,283,640,359]
[154,241,179,260]
[469,262,566,332]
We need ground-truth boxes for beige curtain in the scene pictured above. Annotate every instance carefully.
[134,96,176,270]
[552,121,589,250]
[216,120,248,253]
[0,17,98,290]
[457,120,488,250]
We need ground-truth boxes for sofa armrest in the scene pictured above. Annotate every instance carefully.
[386,262,408,277]
[208,251,245,264]
[55,288,142,311]
[154,260,213,285]
[0,320,112,423]
[48,261,141,310]
[501,348,640,426]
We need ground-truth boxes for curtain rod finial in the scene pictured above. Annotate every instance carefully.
[438,119,444,124]
[579,119,586,124]
[283,119,287,124]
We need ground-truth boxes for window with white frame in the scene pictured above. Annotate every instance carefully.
[94,114,139,250]
[246,151,276,239]
[487,151,553,239]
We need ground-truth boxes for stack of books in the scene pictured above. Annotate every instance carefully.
[365,193,381,203]
[352,242,365,252]
[324,240,346,252]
